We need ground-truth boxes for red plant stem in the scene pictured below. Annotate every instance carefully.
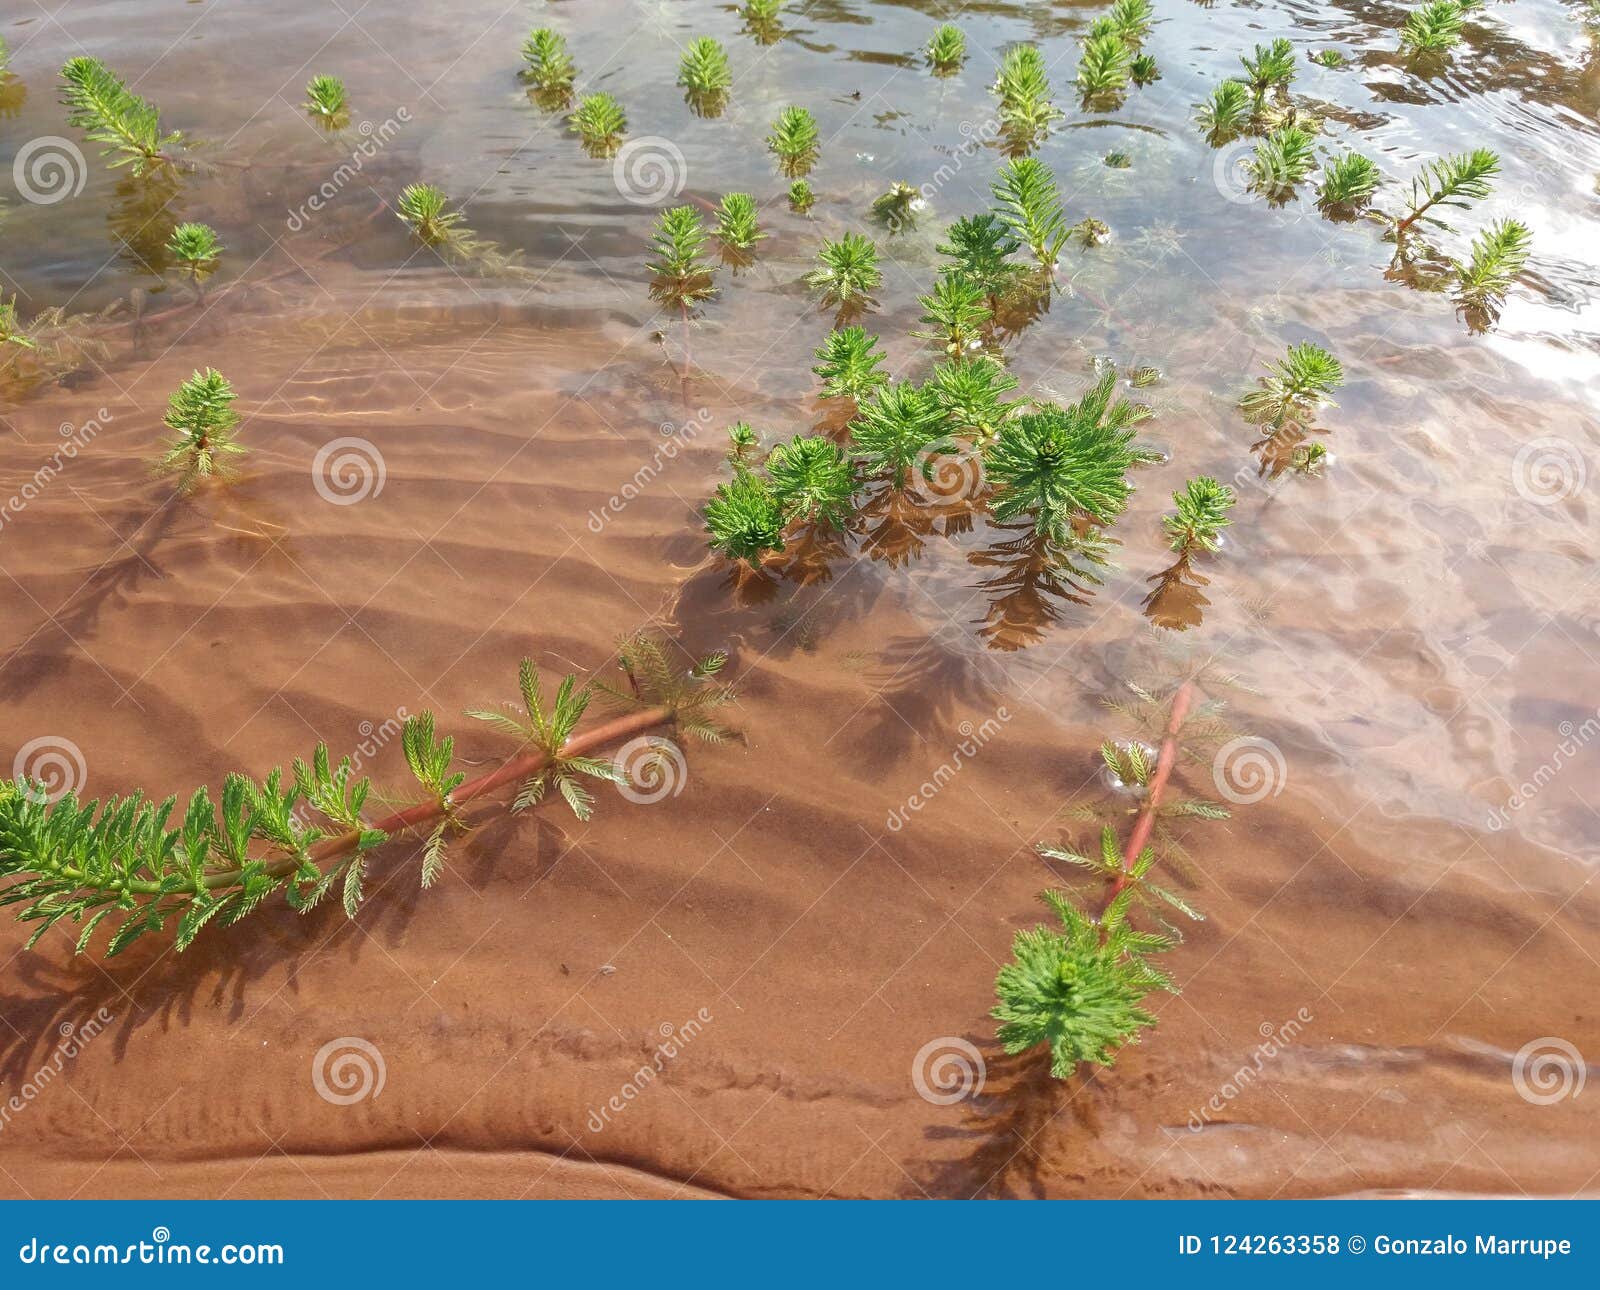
[1104,680,1194,907]
[211,706,671,888]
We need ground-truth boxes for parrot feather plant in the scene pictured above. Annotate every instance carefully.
[0,638,733,957]
[304,75,349,127]
[679,36,733,115]
[397,182,535,280]
[60,56,182,175]
[715,192,765,254]
[994,157,1070,273]
[927,24,967,73]
[999,666,1244,1079]
[742,0,784,45]
[1239,341,1343,431]
[157,368,245,492]
[1195,79,1252,143]
[1075,31,1133,108]
[166,222,222,299]
[937,213,1025,306]
[1400,0,1470,56]
[571,92,627,156]
[522,28,577,106]
[1453,217,1531,328]
[768,106,820,178]
[812,326,889,402]
[787,179,816,214]
[806,232,882,314]
[993,44,1061,148]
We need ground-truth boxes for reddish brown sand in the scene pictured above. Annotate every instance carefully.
[2,0,1598,1198]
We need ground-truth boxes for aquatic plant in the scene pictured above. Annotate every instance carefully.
[167,222,222,287]
[715,192,765,251]
[1130,53,1160,86]
[1163,477,1235,555]
[467,666,626,821]
[304,74,348,125]
[571,92,626,155]
[1247,124,1318,195]
[1196,79,1252,140]
[850,381,948,488]
[768,105,820,177]
[994,44,1061,140]
[522,28,576,94]
[1239,341,1343,428]
[1317,152,1381,210]
[705,467,786,565]
[679,35,733,110]
[984,368,1145,538]
[813,325,889,401]
[805,232,881,308]
[1400,0,1467,54]
[767,435,857,528]
[648,205,718,307]
[914,273,991,353]
[397,182,461,244]
[743,0,782,21]
[1309,48,1348,67]
[158,368,244,492]
[60,56,181,175]
[1392,147,1499,233]
[728,422,759,461]
[0,642,729,955]
[1241,38,1296,104]
[1291,442,1328,474]
[0,296,34,351]
[1104,150,1132,169]
[787,179,815,213]
[1072,217,1111,248]
[937,214,1024,303]
[1453,217,1532,306]
[929,355,1018,439]
[927,24,967,72]
[993,887,1172,1077]
[1106,0,1155,46]
[994,157,1069,271]
[1076,32,1133,104]
[871,181,922,230]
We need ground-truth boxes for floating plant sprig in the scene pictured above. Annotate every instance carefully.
[679,35,733,113]
[994,44,1061,143]
[167,222,222,291]
[766,435,858,529]
[0,296,35,351]
[1131,53,1160,86]
[871,181,922,231]
[522,28,576,100]
[1162,477,1235,556]
[850,381,948,489]
[304,74,349,126]
[158,368,245,492]
[571,91,627,156]
[1453,217,1531,311]
[648,205,718,308]
[398,182,533,280]
[742,0,784,43]
[937,213,1024,303]
[0,639,731,956]
[805,232,882,310]
[994,157,1069,271]
[1076,31,1133,106]
[728,421,759,461]
[812,326,889,401]
[927,24,967,73]
[1196,79,1252,142]
[1105,0,1155,46]
[914,273,991,353]
[1241,37,1296,107]
[788,179,815,214]
[930,354,1018,439]
[1391,147,1498,234]
[1239,341,1343,429]
[1247,124,1318,197]
[60,56,182,175]
[1400,0,1468,55]
[706,467,787,565]
[768,105,820,177]
[715,192,765,252]
[1317,151,1381,212]
[984,367,1147,539]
